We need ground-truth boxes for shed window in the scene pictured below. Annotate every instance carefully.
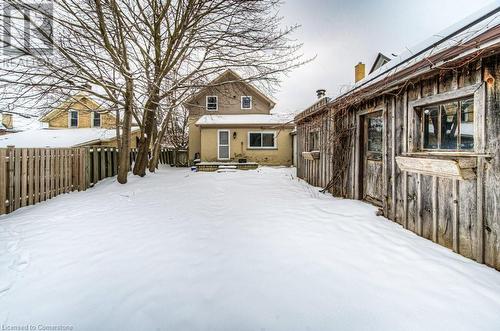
[421,97,473,150]
[249,132,276,148]
[367,117,382,152]
[241,96,252,109]
[69,111,78,128]
[309,131,320,151]
[93,112,101,127]
[206,96,218,111]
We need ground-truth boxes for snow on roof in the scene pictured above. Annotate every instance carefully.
[0,127,139,148]
[7,114,45,131]
[195,114,294,126]
[350,2,500,94]
[297,2,500,122]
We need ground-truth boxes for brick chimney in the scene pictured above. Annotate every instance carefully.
[2,113,13,129]
[355,62,365,83]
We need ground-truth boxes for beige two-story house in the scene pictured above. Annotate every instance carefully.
[185,70,294,166]
[0,92,140,148]
[40,92,116,129]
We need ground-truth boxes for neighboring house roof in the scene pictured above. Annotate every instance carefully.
[195,114,294,127]
[0,113,45,132]
[369,53,394,74]
[39,92,111,123]
[0,127,140,148]
[296,1,500,122]
[185,69,276,109]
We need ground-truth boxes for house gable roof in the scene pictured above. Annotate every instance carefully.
[184,69,276,109]
[39,92,110,122]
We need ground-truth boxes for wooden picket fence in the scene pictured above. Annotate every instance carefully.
[0,146,187,216]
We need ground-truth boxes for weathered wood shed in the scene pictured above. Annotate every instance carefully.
[295,4,500,270]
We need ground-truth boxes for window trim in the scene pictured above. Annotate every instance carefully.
[247,131,277,149]
[217,129,230,160]
[407,82,484,155]
[68,110,78,128]
[417,97,473,152]
[241,96,252,110]
[309,130,320,152]
[91,111,101,128]
[206,95,218,112]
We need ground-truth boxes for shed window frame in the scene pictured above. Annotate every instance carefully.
[241,96,252,110]
[248,131,277,149]
[206,96,218,111]
[309,130,320,151]
[69,110,78,128]
[417,96,474,152]
[407,82,484,156]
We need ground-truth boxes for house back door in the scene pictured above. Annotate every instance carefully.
[360,112,383,206]
[218,130,230,160]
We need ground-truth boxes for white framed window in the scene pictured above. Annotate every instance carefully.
[92,112,101,128]
[69,110,78,128]
[218,129,230,160]
[206,96,218,111]
[241,96,252,109]
[248,131,277,149]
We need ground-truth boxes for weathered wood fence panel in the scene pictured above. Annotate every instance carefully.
[0,146,187,216]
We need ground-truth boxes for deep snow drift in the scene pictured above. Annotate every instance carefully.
[0,167,499,331]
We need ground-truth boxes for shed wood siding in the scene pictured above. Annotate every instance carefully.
[296,54,500,270]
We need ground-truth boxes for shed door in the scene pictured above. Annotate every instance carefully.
[361,112,383,206]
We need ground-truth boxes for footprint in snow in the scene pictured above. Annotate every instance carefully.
[10,252,30,272]
[6,240,19,253]
[0,279,13,295]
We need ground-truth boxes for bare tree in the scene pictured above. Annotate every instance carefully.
[0,0,309,182]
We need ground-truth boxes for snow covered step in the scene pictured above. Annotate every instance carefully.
[218,165,237,169]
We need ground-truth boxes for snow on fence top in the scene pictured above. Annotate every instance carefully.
[0,127,139,148]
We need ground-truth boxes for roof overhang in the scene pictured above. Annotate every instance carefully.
[296,24,500,123]
[197,123,294,129]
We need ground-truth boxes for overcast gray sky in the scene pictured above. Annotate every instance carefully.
[273,0,494,114]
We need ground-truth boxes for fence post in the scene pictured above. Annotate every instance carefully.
[7,146,14,213]
[0,149,6,215]
[106,148,112,178]
[85,147,91,189]
[27,148,34,205]
[100,147,105,180]
[21,148,27,207]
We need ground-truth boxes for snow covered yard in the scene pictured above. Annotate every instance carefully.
[0,167,499,331]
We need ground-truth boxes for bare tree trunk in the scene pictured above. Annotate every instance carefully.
[133,94,159,176]
[149,110,172,172]
[114,105,121,150]
[117,82,134,184]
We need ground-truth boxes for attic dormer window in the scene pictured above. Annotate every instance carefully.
[241,96,252,109]
[69,110,78,128]
[206,96,218,111]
